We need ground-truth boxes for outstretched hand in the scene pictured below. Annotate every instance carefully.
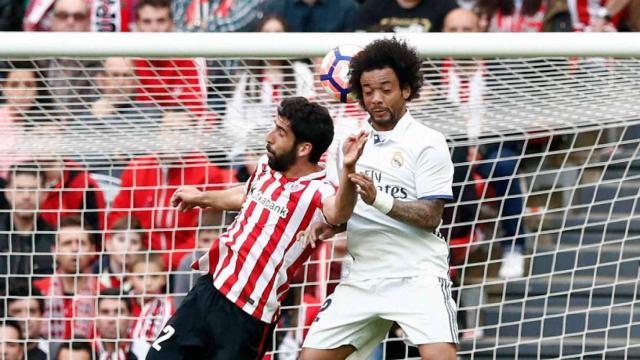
[297,221,340,249]
[170,186,203,212]
[342,131,369,168]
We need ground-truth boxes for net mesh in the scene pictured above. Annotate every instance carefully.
[1,55,640,359]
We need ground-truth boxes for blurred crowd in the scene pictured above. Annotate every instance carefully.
[0,0,637,359]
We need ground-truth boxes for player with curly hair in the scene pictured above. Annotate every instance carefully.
[301,38,458,360]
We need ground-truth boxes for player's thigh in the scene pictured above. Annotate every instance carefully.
[384,275,459,346]
[303,281,392,353]
[418,342,457,360]
[214,310,275,360]
[299,344,356,360]
[146,275,214,359]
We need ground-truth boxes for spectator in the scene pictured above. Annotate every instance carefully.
[0,163,55,292]
[567,0,630,31]
[133,0,208,115]
[224,14,314,178]
[34,216,101,340]
[108,110,234,270]
[261,0,359,32]
[90,57,159,122]
[24,0,131,31]
[0,320,24,360]
[95,288,150,359]
[0,0,24,31]
[6,284,49,360]
[86,57,160,178]
[54,339,94,360]
[30,121,107,232]
[34,0,101,113]
[171,0,263,32]
[171,210,224,307]
[475,0,546,32]
[93,216,144,290]
[0,62,50,179]
[127,254,175,343]
[357,0,458,32]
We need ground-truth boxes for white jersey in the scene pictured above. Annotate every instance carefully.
[333,110,454,280]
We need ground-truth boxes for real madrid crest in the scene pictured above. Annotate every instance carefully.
[391,150,404,168]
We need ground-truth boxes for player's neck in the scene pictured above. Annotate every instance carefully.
[281,161,321,179]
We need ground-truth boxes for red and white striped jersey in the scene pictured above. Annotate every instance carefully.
[193,155,335,323]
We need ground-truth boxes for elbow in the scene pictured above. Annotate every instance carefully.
[421,218,441,232]
[327,210,351,227]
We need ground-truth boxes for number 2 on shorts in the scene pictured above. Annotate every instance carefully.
[152,325,176,351]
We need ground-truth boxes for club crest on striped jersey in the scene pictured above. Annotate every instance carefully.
[284,181,305,193]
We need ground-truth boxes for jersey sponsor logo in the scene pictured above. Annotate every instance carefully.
[364,169,409,200]
[248,189,289,218]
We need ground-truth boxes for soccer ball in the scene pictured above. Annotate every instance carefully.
[319,45,363,103]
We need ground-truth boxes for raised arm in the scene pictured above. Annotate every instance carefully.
[171,185,246,212]
[322,131,369,226]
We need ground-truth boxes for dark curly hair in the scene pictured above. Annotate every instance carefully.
[277,97,334,164]
[349,38,423,107]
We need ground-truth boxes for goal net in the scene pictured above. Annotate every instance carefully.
[1,32,639,359]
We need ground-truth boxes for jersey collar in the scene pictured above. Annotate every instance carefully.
[366,109,414,145]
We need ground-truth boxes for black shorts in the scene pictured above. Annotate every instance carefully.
[146,274,275,360]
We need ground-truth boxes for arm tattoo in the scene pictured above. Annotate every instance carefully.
[387,199,445,231]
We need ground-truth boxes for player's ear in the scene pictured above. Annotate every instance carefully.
[297,142,313,159]
[402,84,411,100]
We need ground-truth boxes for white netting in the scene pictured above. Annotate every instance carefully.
[1,36,640,360]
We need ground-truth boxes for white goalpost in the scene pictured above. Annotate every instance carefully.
[1,32,640,359]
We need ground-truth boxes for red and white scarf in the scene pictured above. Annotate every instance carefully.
[185,0,233,30]
[23,0,127,32]
[95,337,131,360]
[131,297,174,342]
[489,2,546,32]
[42,275,99,339]
[91,0,127,32]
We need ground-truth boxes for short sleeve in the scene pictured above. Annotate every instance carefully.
[314,181,337,225]
[416,133,454,201]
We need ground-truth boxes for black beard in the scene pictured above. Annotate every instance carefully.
[268,145,298,172]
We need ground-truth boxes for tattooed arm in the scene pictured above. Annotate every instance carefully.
[349,173,445,232]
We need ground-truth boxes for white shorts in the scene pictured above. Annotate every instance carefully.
[303,274,458,358]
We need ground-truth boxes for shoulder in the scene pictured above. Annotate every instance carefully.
[310,178,337,196]
[405,118,448,148]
